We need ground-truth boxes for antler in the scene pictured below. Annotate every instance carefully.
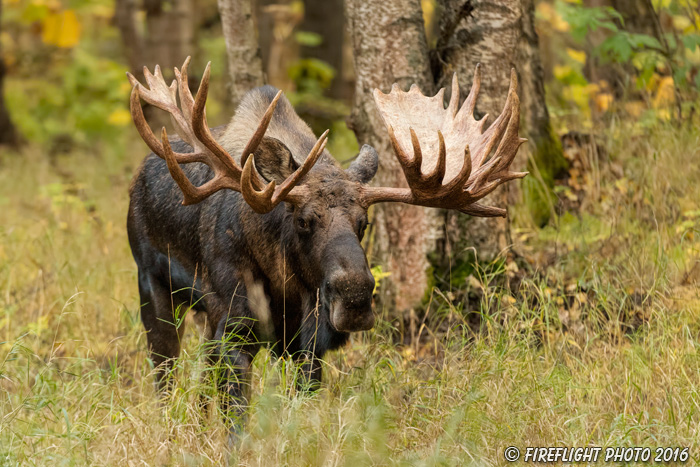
[362,66,528,217]
[127,57,329,213]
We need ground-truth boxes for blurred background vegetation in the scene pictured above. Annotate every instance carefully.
[2,0,697,154]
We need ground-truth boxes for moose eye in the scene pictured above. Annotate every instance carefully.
[297,216,311,233]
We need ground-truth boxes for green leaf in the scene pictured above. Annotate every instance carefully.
[556,1,620,43]
[599,34,633,63]
[682,34,700,52]
[628,33,662,51]
[294,31,323,47]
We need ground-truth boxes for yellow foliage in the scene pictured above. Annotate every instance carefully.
[624,101,646,118]
[562,84,592,128]
[642,72,661,91]
[653,76,676,109]
[421,0,435,29]
[41,9,81,48]
[91,4,115,19]
[107,109,133,127]
[1,32,16,66]
[537,2,570,33]
[672,15,692,32]
[594,92,613,112]
[656,108,672,120]
[566,48,586,64]
[27,314,50,336]
[553,64,573,80]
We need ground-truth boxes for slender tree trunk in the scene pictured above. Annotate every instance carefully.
[219,0,265,106]
[116,0,197,127]
[254,0,275,75]
[144,0,195,70]
[300,0,345,99]
[0,0,19,147]
[114,0,145,82]
[346,0,437,312]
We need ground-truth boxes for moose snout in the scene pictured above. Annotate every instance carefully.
[325,267,375,333]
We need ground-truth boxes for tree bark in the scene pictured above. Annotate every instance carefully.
[434,0,519,263]
[115,0,197,127]
[144,0,196,70]
[347,0,563,311]
[218,0,265,107]
[346,0,437,312]
[432,0,565,270]
[300,0,345,99]
[0,0,19,147]
[114,0,145,82]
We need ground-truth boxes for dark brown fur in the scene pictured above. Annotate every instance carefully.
[127,86,379,430]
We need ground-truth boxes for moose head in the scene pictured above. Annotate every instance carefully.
[127,58,526,336]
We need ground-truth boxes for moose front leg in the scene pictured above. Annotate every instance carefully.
[295,352,323,392]
[137,267,186,394]
[293,297,339,393]
[205,292,261,436]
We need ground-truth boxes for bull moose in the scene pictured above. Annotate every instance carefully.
[126,57,527,430]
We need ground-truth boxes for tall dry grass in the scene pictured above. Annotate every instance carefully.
[1,119,699,465]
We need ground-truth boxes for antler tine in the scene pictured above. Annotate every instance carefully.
[499,170,529,182]
[459,64,481,121]
[471,68,521,176]
[408,128,423,171]
[442,144,473,193]
[160,128,229,205]
[129,85,164,155]
[236,90,284,192]
[386,125,413,168]
[490,70,525,176]
[469,155,502,191]
[190,63,241,175]
[469,178,502,200]
[460,203,506,217]
[160,127,199,204]
[362,65,528,218]
[240,130,330,212]
[446,74,460,117]
[386,126,424,188]
[424,130,447,185]
[240,90,283,168]
[240,158,278,213]
[174,56,194,123]
[276,129,329,200]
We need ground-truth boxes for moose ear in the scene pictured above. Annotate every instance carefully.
[252,137,300,183]
[346,144,378,184]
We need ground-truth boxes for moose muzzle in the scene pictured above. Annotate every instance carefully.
[322,235,376,332]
